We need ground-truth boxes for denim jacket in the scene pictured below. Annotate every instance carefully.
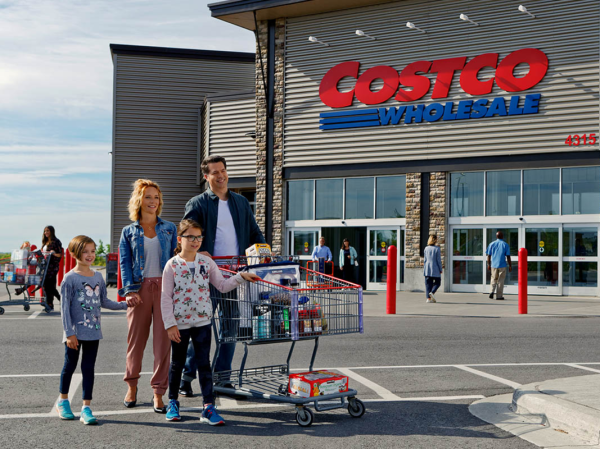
[118,217,178,296]
[183,188,265,256]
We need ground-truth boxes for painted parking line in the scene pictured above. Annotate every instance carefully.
[337,368,401,400]
[454,365,521,389]
[564,363,600,374]
[28,311,42,319]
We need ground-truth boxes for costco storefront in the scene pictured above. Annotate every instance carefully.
[208,0,600,295]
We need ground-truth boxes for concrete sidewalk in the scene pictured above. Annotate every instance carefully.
[471,374,600,448]
[363,290,600,318]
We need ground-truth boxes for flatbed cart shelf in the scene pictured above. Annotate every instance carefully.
[211,256,364,427]
[0,251,52,315]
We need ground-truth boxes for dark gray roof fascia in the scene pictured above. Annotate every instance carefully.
[208,0,309,17]
[110,44,255,62]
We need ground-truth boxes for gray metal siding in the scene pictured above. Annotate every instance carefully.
[111,54,254,248]
[204,97,257,177]
[283,0,600,167]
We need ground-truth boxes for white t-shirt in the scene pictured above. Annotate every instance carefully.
[213,199,239,258]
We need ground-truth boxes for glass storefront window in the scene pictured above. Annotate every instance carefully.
[376,176,406,218]
[370,230,397,256]
[527,261,559,286]
[452,229,483,256]
[292,231,317,257]
[369,260,388,283]
[563,262,598,287]
[486,170,521,216]
[346,178,374,219]
[523,169,559,215]
[563,228,598,257]
[316,179,343,219]
[562,167,600,215]
[452,261,483,284]
[450,172,484,217]
[525,228,559,257]
[287,181,314,220]
[486,228,519,255]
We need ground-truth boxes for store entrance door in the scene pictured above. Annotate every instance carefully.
[367,227,404,291]
[321,227,367,289]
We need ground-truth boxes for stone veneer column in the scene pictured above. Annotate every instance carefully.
[404,173,422,275]
[429,172,446,268]
[255,19,285,254]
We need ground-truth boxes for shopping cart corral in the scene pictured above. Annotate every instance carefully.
[0,250,52,314]
[211,256,365,426]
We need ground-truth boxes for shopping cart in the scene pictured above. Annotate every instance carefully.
[0,250,52,315]
[211,256,365,427]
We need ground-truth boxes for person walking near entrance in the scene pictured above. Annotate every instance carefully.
[311,237,332,261]
[339,238,358,283]
[487,231,512,300]
[423,235,442,303]
[181,155,265,396]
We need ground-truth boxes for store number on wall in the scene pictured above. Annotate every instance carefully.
[564,134,597,146]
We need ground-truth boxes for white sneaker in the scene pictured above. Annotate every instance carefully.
[429,293,436,303]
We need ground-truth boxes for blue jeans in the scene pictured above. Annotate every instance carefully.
[182,285,238,384]
[59,340,99,401]
[425,276,441,299]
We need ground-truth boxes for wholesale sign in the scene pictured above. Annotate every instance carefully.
[318,48,548,130]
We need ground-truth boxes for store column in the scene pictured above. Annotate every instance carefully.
[429,172,447,288]
[404,173,423,290]
[255,18,285,254]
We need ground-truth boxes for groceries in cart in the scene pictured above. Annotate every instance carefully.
[245,243,273,265]
[288,370,349,398]
[245,261,300,287]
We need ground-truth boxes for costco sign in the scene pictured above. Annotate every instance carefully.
[318,48,549,130]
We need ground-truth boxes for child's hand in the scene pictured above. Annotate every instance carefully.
[241,273,261,283]
[66,335,79,350]
[167,326,181,343]
[126,293,141,306]
[125,297,138,308]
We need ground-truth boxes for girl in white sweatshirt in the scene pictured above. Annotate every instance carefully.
[161,219,259,424]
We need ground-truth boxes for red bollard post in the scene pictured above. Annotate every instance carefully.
[64,250,71,273]
[57,250,65,285]
[518,248,528,314]
[117,251,125,302]
[386,245,397,314]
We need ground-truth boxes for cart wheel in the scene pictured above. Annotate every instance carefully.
[295,407,314,427]
[0,307,4,315]
[24,304,30,312]
[348,398,365,418]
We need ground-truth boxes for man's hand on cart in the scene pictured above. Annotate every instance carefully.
[66,335,79,350]
[125,292,142,306]
[241,273,261,283]
[167,326,181,343]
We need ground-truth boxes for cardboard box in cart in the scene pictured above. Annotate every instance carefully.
[288,370,349,398]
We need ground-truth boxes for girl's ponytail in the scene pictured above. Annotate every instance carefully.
[175,219,203,255]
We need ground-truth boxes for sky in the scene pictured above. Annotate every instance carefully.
[0,0,255,252]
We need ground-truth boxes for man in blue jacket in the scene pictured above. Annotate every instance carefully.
[180,155,265,396]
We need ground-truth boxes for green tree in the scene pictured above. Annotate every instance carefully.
[97,239,106,256]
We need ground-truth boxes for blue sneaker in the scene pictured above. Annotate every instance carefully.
[79,407,98,425]
[56,400,74,420]
[166,399,181,421]
[200,404,224,426]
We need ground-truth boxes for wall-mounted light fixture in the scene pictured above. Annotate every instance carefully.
[355,29,376,40]
[308,36,330,46]
[244,131,257,139]
[406,22,426,33]
[518,5,536,18]
[459,14,479,26]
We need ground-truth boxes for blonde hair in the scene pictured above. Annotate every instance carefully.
[128,179,163,222]
[68,235,96,261]
[175,219,203,255]
[427,234,438,246]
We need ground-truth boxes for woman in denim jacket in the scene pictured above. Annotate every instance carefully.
[119,179,177,413]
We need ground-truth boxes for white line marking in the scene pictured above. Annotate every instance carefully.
[217,396,239,409]
[28,311,42,319]
[564,363,600,374]
[0,395,487,420]
[50,374,82,415]
[337,368,401,400]
[455,365,521,389]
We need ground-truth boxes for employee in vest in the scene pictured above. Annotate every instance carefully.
[181,155,265,396]
[486,231,512,300]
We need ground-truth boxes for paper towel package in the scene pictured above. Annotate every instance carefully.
[288,370,349,398]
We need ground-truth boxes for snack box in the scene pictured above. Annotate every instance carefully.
[288,370,349,398]
[245,243,272,265]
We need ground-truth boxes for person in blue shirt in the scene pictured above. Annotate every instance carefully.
[311,237,333,261]
[423,235,443,303]
[486,231,512,300]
